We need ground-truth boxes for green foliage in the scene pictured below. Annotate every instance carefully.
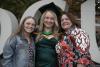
[0,0,37,21]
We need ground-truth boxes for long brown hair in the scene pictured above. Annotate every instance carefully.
[14,16,36,36]
[59,12,81,32]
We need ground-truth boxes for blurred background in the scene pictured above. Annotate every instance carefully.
[0,0,100,66]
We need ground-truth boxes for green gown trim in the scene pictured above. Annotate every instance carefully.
[42,31,53,36]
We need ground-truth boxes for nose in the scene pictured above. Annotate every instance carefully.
[29,24,33,28]
[63,19,67,22]
[48,18,52,22]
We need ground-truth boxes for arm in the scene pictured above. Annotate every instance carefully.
[2,36,17,67]
[69,27,92,66]
[71,28,92,66]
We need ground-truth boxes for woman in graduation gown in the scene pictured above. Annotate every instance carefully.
[35,10,59,67]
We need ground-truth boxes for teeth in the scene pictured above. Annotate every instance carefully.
[63,23,68,25]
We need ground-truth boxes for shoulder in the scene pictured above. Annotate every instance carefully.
[7,35,17,43]
[6,35,22,45]
[71,27,90,52]
[71,27,90,42]
[71,27,88,36]
[4,35,18,50]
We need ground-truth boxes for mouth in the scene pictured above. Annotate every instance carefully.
[28,28,33,31]
[47,22,53,25]
[45,22,54,27]
[63,23,69,26]
[26,27,33,30]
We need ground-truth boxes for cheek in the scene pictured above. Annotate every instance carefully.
[44,18,48,22]
[50,19,55,25]
[43,22,47,26]
[61,22,64,28]
[24,23,28,28]
[23,25,26,29]
[32,26,35,30]
[51,21,54,25]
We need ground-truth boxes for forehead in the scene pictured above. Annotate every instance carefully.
[45,11,54,17]
[24,18,35,24]
[61,14,68,18]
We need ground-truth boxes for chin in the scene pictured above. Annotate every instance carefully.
[26,30,33,33]
[63,27,68,29]
[63,27,69,30]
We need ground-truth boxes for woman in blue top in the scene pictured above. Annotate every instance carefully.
[3,16,36,67]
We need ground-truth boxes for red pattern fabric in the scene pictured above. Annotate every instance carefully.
[56,27,93,67]
[56,40,75,67]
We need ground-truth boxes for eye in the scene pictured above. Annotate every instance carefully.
[61,18,69,22]
[26,22,31,25]
[50,17,54,20]
[45,17,49,19]
[61,19,64,21]
[45,17,54,20]
[32,23,36,26]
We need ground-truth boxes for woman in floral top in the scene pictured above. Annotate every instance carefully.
[56,12,93,67]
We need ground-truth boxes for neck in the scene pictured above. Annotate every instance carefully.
[65,27,74,35]
[23,32,30,40]
[65,29,68,33]
[43,28,53,35]
[44,27,52,33]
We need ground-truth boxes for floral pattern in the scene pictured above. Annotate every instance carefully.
[56,27,93,67]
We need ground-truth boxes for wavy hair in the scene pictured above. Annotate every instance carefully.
[39,10,59,33]
[14,16,36,36]
[59,12,81,32]
[36,10,59,41]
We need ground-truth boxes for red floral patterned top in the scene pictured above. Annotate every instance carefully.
[56,27,93,67]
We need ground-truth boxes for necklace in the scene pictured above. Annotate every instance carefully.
[42,31,52,36]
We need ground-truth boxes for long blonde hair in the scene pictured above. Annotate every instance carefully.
[36,10,59,41]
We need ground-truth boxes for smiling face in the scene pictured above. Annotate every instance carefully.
[24,18,36,33]
[61,14,72,31]
[43,11,55,29]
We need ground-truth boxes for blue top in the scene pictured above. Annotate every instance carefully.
[2,34,35,67]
